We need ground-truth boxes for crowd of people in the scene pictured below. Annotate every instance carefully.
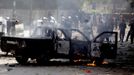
[59,13,134,44]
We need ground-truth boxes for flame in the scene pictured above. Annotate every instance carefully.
[87,61,96,67]
[102,61,109,64]
[86,60,109,66]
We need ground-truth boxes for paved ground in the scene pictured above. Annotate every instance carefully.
[0,57,133,75]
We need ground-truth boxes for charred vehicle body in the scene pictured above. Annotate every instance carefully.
[1,26,118,65]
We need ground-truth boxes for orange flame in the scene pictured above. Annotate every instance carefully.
[87,61,96,67]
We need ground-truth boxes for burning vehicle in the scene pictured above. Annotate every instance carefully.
[0,25,117,65]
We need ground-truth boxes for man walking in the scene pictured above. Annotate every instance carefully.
[128,19,134,44]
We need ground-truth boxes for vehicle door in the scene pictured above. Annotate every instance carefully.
[69,29,91,59]
[92,32,118,59]
[56,29,70,55]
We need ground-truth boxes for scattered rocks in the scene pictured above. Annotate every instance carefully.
[7,67,13,71]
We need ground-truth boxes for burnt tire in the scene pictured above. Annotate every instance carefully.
[15,56,28,65]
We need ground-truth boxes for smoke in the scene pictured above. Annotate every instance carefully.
[26,0,132,40]
[0,0,133,39]
[57,0,82,10]
[77,0,132,39]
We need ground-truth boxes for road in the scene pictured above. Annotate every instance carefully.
[0,56,133,75]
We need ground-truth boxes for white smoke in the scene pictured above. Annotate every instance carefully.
[27,0,131,40]
[1,0,131,39]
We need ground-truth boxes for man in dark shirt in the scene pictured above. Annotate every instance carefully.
[119,16,126,43]
[129,19,134,44]
[0,22,4,32]
[7,19,12,35]
[126,20,132,42]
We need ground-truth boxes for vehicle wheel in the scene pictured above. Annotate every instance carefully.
[15,56,28,65]
[36,54,50,65]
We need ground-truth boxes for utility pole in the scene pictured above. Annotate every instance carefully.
[13,0,16,19]
[29,0,33,35]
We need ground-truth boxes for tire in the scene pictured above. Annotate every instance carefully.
[15,56,28,65]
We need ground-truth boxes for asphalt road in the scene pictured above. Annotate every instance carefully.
[0,56,133,75]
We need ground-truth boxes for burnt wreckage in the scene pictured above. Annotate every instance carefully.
[1,26,117,65]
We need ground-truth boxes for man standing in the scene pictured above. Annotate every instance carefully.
[7,18,19,36]
[119,15,126,43]
[126,20,132,42]
[128,19,134,44]
[0,22,4,32]
[6,18,11,35]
